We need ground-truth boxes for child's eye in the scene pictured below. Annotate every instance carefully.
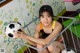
[40,16,44,18]
[48,15,51,18]
[48,16,50,17]
[40,15,44,18]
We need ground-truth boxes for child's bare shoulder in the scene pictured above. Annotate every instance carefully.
[35,23,41,32]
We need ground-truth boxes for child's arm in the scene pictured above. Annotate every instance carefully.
[21,21,62,45]
[15,21,62,45]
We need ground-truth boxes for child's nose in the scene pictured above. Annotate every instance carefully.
[45,17,48,21]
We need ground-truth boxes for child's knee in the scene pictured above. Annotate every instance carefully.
[50,47,60,53]
[37,44,43,48]
[48,44,54,52]
[48,43,61,53]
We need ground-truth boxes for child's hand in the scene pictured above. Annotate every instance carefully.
[14,30,26,39]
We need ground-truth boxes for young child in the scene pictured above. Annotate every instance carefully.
[15,5,64,53]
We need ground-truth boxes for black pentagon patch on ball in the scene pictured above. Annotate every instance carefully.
[5,27,6,31]
[8,33,13,37]
[66,48,71,51]
[9,24,15,29]
[18,29,22,32]
[17,22,21,25]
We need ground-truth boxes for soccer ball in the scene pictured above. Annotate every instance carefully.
[62,49,75,53]
[5,21,22,38]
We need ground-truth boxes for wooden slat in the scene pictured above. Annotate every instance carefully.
[0,0,12,7]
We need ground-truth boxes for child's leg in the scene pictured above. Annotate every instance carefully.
[48,41,64,53]
[48,43,60,53]
[37,44,48,53]
[54,41,64,51]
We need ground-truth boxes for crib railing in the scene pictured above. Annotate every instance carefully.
[17,16,80,53]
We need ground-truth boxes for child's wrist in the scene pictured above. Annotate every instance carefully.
[21,34,28,39]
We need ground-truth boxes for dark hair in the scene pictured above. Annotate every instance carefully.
[39,5,54,20]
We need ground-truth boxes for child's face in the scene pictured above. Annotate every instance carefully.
[40,11,53,27]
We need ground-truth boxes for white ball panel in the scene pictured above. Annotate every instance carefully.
[5,22,22,38]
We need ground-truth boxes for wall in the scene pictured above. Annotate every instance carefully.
[0,0,66,53]
[64,2,80,11]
